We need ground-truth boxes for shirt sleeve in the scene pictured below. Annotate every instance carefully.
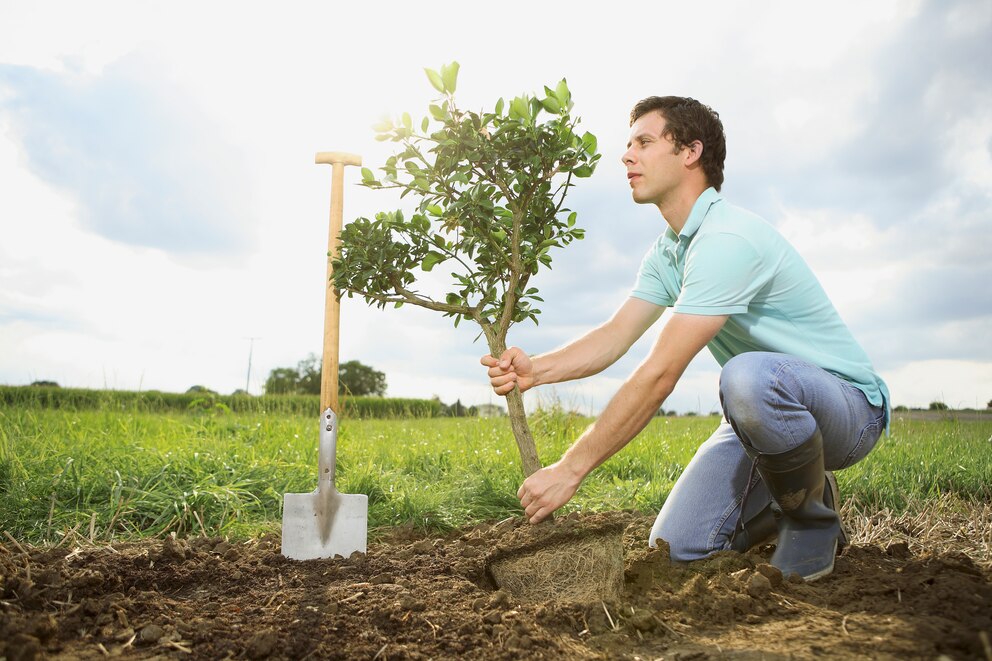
[630,242,676,307]
[674,233,768,315]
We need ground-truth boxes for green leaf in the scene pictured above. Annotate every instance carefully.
[422,251,446,272]
[529,97,542,120]
[445,293,462,306]
[361,167,375,183]
[425,68,445,93]
[509,96,529,121]
[567,211,577,227]
[573,165,594,178]
[556,79,569,104]
[540,97,562,114]
[426,204,443,217]
[440,61,459,94]
[429,104,446,121]
[581,131,598,154]
[421,117,429,132]
[495,97,504,115]
[402,112,412,129]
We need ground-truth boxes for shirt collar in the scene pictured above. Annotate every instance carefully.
[661,187,723,257]
[678,187,722,240]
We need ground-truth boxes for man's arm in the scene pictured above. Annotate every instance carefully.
[482,297,665,395]
[517,312,728,523]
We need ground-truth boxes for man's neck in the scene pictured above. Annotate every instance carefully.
[656,182,709,234]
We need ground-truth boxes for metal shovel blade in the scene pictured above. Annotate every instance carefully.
[281,409,367,560]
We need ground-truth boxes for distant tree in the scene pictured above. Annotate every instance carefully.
[231,389,251,397]
[447,398,467,417]
[295,354,322,395]
[987,399,991,409]
[339,360,387,397]
[893,405,909,412]
[928,401,949,411]
[263,356,387,396]
[186,385,218,395]
[29,380,60,387]
[264,368,300,395]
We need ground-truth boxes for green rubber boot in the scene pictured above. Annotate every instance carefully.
[742,431,842,581]
[731,470,846,553]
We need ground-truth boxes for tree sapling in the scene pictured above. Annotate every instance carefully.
[332,63,601,476]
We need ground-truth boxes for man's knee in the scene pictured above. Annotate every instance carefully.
[719,352,777,433]
[649,517,712,562]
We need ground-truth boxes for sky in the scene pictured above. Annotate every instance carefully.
[1,0,990,414]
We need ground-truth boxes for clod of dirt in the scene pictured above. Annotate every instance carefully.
[746,571,772,598]
[5,633,42,661]
[886,540,910,558]
[754,563,783,587]
[137,623,165,645]
[246,629,279,659]
[160,534,190,562]
[485,513,625,603]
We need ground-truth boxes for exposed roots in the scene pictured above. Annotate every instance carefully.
[486,524,625,604]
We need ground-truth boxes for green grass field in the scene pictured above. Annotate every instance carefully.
[1,404,990,544]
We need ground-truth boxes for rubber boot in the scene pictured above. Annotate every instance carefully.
[823,471,848,549]
[742,430,842,581]
[729,502,778,553]
[731,471,846,553]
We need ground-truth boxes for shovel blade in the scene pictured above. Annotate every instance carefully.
[281,489,368,560]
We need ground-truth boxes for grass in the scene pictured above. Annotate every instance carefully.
[1,403,990,545]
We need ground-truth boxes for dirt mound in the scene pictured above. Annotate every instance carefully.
[1,511,990,660]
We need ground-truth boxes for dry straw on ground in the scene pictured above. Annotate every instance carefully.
[843,493,992,569]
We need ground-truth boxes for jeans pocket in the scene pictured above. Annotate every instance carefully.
[839,409,885,469]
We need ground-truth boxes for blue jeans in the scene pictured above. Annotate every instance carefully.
[649,352,886,561]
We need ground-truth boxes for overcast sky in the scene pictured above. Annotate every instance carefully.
[1,0,989,413]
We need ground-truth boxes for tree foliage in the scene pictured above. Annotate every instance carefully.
[331,63,601,476]
[339,360,387,397]
[263,356,386,397]
[335,63,599,335]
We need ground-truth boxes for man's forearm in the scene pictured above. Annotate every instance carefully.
[530,326,623,386]
[557,369,676,479]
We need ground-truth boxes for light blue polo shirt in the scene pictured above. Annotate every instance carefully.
[631,187,889,417]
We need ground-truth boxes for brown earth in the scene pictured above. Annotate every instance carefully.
[2,511,990,660]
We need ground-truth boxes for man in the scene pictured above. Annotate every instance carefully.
[481,96,889,581]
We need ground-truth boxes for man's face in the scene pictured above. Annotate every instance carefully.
[622,111,684,206]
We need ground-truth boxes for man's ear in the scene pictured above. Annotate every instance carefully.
[684,140,704,166]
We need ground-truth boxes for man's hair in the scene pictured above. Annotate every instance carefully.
[630,96,726,191]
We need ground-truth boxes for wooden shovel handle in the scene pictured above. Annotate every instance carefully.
[317,152,362,413]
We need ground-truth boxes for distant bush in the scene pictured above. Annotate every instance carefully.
[929,401,949,411]
[0,385,441,418]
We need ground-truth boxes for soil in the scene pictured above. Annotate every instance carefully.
[2,511,990,660]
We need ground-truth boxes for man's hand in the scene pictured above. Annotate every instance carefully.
[480,347,535,395]
[517,461,583,523]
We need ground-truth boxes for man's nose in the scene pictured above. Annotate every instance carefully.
[621,148,635,165]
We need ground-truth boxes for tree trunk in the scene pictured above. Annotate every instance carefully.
[481,326,542,477]
[504,387,542,477]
